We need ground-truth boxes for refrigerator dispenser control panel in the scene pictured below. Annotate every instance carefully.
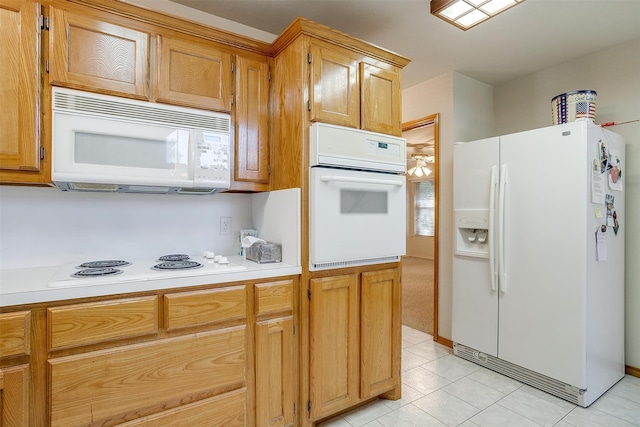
[455,209,490,258]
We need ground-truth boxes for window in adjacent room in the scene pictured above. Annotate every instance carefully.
[414,180,435,236]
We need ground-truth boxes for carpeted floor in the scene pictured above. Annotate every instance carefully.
[401,256,434,335]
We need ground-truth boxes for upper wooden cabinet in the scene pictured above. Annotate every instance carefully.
[155,34,233,112]
[49,6,150,99]
[308,40,404,136]
[232,54,270,191]
[309,41,360,129]
[0,0,42,179]
[360,62,401,136]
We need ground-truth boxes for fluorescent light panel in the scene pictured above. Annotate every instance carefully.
[431,0,524,30]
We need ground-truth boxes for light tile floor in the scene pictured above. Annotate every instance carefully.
[318,325,640,427]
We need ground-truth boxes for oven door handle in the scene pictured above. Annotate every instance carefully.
[320,176,403,186]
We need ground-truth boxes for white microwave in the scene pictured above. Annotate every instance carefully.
[52,87,231,194]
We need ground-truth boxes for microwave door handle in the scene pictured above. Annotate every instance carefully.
[320,176,403,186]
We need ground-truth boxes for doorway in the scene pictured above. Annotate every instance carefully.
[401,114,439,337]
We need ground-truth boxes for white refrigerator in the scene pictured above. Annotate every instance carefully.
[452,120,625,407]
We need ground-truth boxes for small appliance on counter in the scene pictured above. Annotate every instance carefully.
[245,242,282,264]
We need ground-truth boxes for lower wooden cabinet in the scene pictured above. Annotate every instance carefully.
[308,267,400,422]
[0,310,31,426]
[255,316,295,427]
[0,275,299,426]
[49,326,246,426]
[254,278,296,427]
[118,388,246,427]
[360,269,400,398]
[309,274,359,419]
[0,364,30,426]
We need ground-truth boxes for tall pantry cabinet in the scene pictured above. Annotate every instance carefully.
[270,18,410,426]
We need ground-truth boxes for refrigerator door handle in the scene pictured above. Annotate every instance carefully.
[489,165,498,292]
[499,164,508,293]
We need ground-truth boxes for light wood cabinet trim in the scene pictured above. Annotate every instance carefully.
[272,17,411,68]
[309,41,360,129]
[255,279,293,317]
[309,274,359,420]
[49,326,246,427]
[360,62,402,136]
[163,285,246,330]
[117,387,246,427]
[255,316,294,427]
[47,296,158,350]
[234,54,270,185]
[0,364,30,426]
[155,34,233,111]
[360,268,399,398]
[65,0,272,55]
[0,310,30,357]
[49,6,150,98]
[0,0,41,172]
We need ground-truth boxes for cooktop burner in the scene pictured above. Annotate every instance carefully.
[77,260,131,269]
[152,260,203,271]
[157,254,191,262]
[72,268,124,278]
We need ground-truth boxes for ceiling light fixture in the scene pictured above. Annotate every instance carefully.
[407,155,434,177]
[431,0,524,30]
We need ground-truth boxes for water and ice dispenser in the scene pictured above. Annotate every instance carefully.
[454,209,490,258]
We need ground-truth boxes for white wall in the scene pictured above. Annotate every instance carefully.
[402,72,494,339]
[0,186,253,269]
[494,38,640,369]
[122,0,276,43]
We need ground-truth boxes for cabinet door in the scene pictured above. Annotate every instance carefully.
[0,364,30,426]
[0,0,41,173]
[309,274,359,420]
[255,316,294,427]
[309,42,359,129]
[156,35,232,112]
[49,327,246,427]
[233,55,270,190]
[360,62,402,136]
[50,7,149,98]
[360,268,400,398]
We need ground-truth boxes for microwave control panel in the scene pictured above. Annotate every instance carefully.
[194,131,231,186]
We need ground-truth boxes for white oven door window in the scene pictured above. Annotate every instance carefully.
[309,167,406,270]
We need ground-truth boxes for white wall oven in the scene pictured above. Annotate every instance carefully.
[309,123,407,270]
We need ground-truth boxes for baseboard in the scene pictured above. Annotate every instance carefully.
[626,364,640,378]
[435,335,453,348]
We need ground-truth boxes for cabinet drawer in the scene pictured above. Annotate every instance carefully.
[164,285,246,330]
[49,326,246,427]
[255,280,293,317]
[0,311,30,357]
[48,296,158,350]
[118,388,245,427]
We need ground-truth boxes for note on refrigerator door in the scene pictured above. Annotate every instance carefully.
[596,225,607,261]
[592,161,605,204]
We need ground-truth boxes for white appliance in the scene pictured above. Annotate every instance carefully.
[309,123,406,271]
[52,87,231,194]
[452,120,625,407]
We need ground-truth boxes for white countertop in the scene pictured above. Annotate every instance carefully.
[0,256,301,307]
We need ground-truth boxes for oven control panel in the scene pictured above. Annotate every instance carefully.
[310,122,406,173]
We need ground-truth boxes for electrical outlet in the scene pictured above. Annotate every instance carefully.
[220,217,231,235]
